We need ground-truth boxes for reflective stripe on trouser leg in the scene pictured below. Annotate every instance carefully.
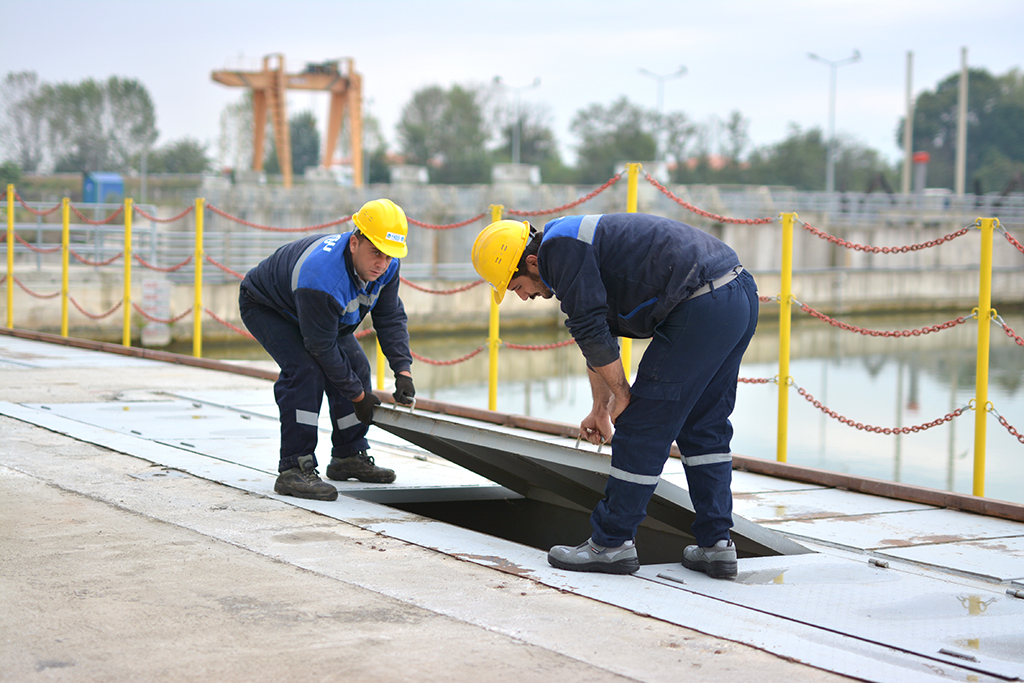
[328,333,371,458]
[238,293,325,472]
[682,458,734,547]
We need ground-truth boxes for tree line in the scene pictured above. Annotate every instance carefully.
[2,66,1023,194]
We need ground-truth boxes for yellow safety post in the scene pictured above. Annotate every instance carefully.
[487,204,504,411]
[972,217,997,497]
[6,184,13,329]
[122,198,132,347]
[193,198,204,357]
[61,198,69,337]
[622,163,642,381]
[376,337,385,391]
[776,213,796,462]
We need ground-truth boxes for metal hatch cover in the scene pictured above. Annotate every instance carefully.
[372,405,810,558]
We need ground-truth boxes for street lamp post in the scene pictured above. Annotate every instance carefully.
[639,66,686,160]
[808,50,860,194]
[495,76,541,164]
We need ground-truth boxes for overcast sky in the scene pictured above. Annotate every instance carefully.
[2,0,1021,167]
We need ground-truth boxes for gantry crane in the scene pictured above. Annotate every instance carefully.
[212,54,363,188]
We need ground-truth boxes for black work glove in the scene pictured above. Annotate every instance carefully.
[393,374,416,405]
[353,392,381,425]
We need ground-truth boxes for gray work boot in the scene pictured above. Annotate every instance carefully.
[548,538,640,575]
[326,451,396,484]
[274,455,338,501]
[682,539,738,579]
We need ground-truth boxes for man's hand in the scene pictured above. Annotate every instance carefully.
[393,374,415,405]
[580,410,613,445]
[353,392,381,425]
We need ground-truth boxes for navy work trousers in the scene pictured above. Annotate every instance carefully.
[591,269,759,549]
[239,289,370,472]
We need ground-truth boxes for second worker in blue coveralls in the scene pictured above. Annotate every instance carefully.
[472,213,758,579]
[240,198,416,502]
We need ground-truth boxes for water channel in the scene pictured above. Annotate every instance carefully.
[192,309,1024,506]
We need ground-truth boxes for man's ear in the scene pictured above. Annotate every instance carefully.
[525,253,539,271]
[349,234,359,253]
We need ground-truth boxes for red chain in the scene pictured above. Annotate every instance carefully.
[206,203,353,232]
[408,211,489,230]
[14,192,61,216]
[69,249,122,267]
[354,328,374,339]
[795,382,969,434]
[506,173,624,217]
[798,302,972,337]
[133,253,194,272]
[133,204,195,223]
[997,318,1024,346]
[643,172,775,225]
[15,233,61,254]
[131,302,193,325]
[739,377,773,384]
[993,409,1024,444]
[1002,228,1024,255]
[205,254,245,280]
[504,339,577,350]
[412,344,487,366]
[69,202,125,225]
[800,219,972,253]
[203,306,256,340]
[9,276,60,299]
[399,277,486,294]
[69,295,123,320]
[758,295,777,303]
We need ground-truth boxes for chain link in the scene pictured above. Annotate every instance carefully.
[69,202,125,225]
[133,253,193,273]
[14,192,61,216]
[131,302,193,325]
[7,276,60,299]
[1000,226,1024,255]
[793,379,970,434]
[69,249,122,267]
[15,232,61,254]
[795,299,974,337]
[399,277,485,294]
[994,313,1024,347]
[205,254,245,280]
[643,172,775,225]
[990,405,1024,444]
[203,306,256,340]
[408,211,490,230]
[506,173,624,217]
[132,204,195,223]
[799,218,973,253]
[206,203,352,232]
[69,295,123,320]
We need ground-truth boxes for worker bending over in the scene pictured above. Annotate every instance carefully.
[472,213,757,579]
[240,198,416,501]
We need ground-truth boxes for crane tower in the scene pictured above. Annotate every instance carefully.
[212,54,363,188]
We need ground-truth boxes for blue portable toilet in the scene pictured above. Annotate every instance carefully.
[83,172,124,204]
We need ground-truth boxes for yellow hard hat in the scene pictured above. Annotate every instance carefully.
[352,198,409,258]
[471,220,530,304]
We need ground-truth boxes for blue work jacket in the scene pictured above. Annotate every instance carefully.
[538,213,740,369]
[241,231,411,398]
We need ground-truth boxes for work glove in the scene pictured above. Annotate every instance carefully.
[393,374,416,405]
[353,392,381,425]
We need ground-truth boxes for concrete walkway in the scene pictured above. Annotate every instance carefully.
[0,342,848,683]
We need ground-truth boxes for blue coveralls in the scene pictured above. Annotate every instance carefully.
[238,232,412,473]
[537,214,759,548]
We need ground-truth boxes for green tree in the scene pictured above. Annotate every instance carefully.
[398,84,490,184]
[898,67,1024,192]
[146,138,210,174]
[0,160,21,186]
[0,71,45,172]
[745,124,827,189]
[266,110,320,175]
[571,97,657,184]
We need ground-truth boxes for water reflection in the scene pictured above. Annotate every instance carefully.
[203,310,1024,505]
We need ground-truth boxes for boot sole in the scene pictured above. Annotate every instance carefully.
[548,555,640,575]
[274,483,339,501]
[326,469,395,484]
[682,557,738,579]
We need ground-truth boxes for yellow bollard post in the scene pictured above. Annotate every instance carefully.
[621,163,642,381]
[6,184,13,329]
[122,198,132,347]
[487,204,504,411]
[376,337,385,391]
[777,212,796,462]
[193,198,204,358]
[972,217,997,497]
[61,198,70,337]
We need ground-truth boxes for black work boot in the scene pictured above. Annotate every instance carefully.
[274,455,338,501]
[326,451,396,484]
